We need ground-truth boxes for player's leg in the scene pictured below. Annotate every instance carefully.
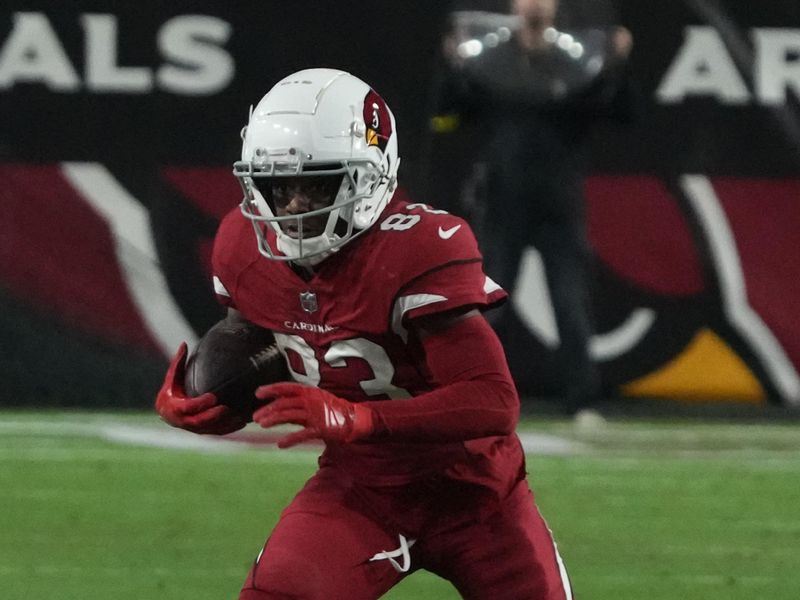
[239,467,409,600]
[423,479,573,600]
[535,216,602,414]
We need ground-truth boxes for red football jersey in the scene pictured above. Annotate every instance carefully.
[212,198,523,489]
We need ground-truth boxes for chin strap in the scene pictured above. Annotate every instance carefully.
[368,534,416,573]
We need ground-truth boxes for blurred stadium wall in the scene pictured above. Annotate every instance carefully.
[1,1,799,409]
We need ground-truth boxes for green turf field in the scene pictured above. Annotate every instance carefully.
[1,410,799,599]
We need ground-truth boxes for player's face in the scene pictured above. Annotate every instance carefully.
[268,176,340,238]
[512,0,558,26]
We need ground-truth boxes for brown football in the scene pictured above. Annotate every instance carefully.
[184,318,289,417]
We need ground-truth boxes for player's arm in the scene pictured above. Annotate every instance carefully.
[253,309,519,447]
[154,308,250,435]
[366,307,519,441]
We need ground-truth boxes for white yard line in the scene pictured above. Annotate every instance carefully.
[0,419,586,456]
[1,418,798,463]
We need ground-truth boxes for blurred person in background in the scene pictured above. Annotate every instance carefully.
[156,68,574,599]
[436,0,640,418]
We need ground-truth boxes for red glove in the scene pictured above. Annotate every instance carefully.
[155,343,248,435]
[253,383,374,448]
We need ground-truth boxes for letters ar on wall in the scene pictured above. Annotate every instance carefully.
[1,1,798,407]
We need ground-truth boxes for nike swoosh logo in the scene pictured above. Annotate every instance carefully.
[438,224,462,240]
[324,405,347,428]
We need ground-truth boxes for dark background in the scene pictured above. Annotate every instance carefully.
[2,1,799,410]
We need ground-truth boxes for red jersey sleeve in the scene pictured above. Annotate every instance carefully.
[364,313,519,441]
[398,260,506,322]
[383,202,507,334]
[210,207,258,310]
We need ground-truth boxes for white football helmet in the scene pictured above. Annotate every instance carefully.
[234,68,400,265]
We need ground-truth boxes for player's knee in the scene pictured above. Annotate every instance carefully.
[244,552,324,600]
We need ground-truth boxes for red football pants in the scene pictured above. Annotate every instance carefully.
[239,467,573,600]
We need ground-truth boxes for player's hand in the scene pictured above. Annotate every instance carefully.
[155,343,248,435]
[253,383,374,448]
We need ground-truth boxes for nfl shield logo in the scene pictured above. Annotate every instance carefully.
[299,291,318,314]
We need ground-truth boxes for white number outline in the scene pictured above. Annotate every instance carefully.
[273,333,410,399]
[380,203,451,232]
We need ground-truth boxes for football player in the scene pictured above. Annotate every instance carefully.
[156,68,573,600]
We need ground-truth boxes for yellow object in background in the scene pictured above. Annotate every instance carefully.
[622,328,765,403]
[430,113,461,133]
